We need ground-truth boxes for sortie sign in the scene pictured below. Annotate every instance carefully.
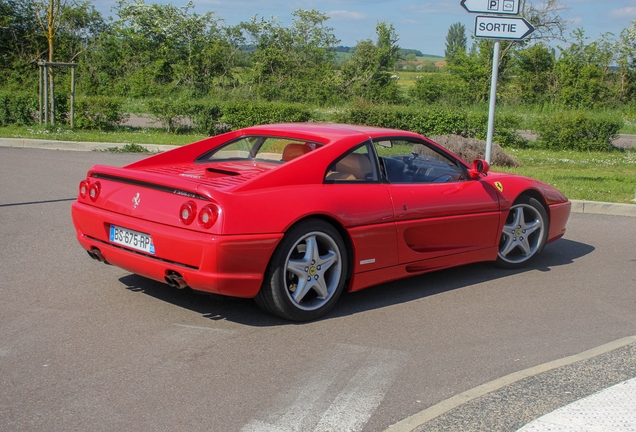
[474,15,534,40]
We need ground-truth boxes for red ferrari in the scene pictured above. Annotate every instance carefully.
[72,123,571,320]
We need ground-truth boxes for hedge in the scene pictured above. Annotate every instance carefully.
[0,92,38,126]
[75,96,128,130]
[533,111,623,152]
[334,106,525,147]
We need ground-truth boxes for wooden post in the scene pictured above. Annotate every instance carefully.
[50,69,56,126]
[38,64,43,125]
[70,66,75,129]
[44,65,49,125]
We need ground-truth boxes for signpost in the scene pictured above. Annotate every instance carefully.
[459,0,533,163]
[460,0,520,15]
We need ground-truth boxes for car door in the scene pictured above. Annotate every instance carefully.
[374,138,501,265]
[324,141,399,274]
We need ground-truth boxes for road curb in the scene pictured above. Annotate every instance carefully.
[1,137,634,217]
[570,199,636,217]
[385,336,636,432]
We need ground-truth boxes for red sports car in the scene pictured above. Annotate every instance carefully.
[72,123,571,320]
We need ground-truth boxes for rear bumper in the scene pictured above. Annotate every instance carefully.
[72,202,282,298]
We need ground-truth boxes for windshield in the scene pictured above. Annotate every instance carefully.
[197,136,321,163]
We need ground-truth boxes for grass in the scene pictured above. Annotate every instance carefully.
[496,148,636,204]
[0,124,205,146]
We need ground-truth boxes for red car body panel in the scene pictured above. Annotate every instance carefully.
[72,123,571,300]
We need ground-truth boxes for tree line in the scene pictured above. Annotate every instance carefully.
[1,0,635,112]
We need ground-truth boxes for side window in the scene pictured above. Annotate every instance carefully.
[324,143,378,183]
[374,139,465,183]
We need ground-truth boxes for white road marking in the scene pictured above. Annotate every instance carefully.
[517,377,636,432]
[242,344,408,432]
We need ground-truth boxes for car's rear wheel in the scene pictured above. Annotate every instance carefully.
[496,195,549,269]
[255,219,348,321]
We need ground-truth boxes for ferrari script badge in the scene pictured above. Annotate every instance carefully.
[132,193,141,209]
[494,181,504,192]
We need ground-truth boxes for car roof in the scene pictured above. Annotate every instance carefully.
[240,123,422,144]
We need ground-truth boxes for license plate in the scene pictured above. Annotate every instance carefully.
[109,225,155,254]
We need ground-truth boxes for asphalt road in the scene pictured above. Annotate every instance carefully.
[1,147,635,431]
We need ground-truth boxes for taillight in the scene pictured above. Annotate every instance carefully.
[88,181,100,202]
[79,180,89,198]
[179,201,197,225]
[198,204,219,229]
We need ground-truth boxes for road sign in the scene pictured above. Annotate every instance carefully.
[474,15,534,40]
[461,0,520,15]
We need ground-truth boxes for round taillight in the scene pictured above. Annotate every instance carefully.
[198,204,219,229]
[88,181,100,202]
[179,201,197,225]
[79,180,89,198]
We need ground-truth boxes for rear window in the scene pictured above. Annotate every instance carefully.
[197,136,321,163]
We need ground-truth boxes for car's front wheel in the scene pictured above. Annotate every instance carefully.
[256,219,348,321]
[496,195,549,269]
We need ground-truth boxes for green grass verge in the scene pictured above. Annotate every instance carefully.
[497,148,636,204]
[0,124,205,146]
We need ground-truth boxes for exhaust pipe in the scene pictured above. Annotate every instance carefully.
[165,272,189,289]
[87,248,108,264]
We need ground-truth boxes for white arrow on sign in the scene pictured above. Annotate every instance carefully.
[474,16,534,40]
[461,0,519,15]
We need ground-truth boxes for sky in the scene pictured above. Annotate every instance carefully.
[93,0,636,57]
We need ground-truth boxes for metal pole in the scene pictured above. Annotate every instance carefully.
[485,40,501,164]
[44,65,49,125]
[70,66,75,129]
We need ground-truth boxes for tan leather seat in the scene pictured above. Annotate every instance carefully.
[328,153,372,180]
[281,143,312,161]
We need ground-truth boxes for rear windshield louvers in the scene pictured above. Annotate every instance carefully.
[90,173,209,201]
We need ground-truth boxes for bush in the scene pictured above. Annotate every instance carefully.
[220,101,313,130]
[75,96,128,130]
[334,106,467,136]
[409,74,470,105]
[188,101,224,136]
[333,106,524,147]
[464,111,528,148]
[533,111,623,151]
[0,92,38,126]
[147,99,189,132]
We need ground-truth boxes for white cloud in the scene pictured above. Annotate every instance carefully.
[609,7,636,19]
[403,2,458,14]
[328,10,368,20]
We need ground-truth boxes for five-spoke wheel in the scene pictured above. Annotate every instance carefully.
[256,219,348,321]
[496,195,549,268]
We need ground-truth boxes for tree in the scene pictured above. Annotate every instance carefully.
[0,0,42,87]
[87,0,240,97]
[444,22,466,65]
[554,29,616,108]
[616,20,636,103]
[513,44,555,104]
[340,21,401,103]
[520,0,569,43]
[34,0,65,63]
[242,9,340,103]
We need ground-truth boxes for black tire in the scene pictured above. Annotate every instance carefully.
[496,195,549,269]
[255,219,348,321]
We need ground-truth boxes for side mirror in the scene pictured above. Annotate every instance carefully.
[468,159,490,179]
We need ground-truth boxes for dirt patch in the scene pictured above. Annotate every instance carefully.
[428,135,521,167]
